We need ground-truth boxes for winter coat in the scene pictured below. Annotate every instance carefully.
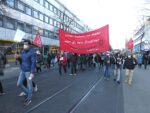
[36,54,42,67]
[123,57,137,70]
[70,54,78,64]
[20,48,36,73]
[104,56,111,67]
[57,54,67,65]
[94,55,100,63]
[116,57,122,68]
[137,55,143,64]
[0,52,6,76]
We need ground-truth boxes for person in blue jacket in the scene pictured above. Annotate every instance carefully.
[137,53,143,68]
[17,40,36,106]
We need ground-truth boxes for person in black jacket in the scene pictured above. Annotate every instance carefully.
[70,53,78,76]
[104,54,111,80]
[143,52,149,69]
[36,50,42,73]
[114,54,122,84]
[0,52,6,95]
[0,43,16,95]
[123,54,137,85]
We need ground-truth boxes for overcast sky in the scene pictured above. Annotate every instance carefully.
[58,0,144,49]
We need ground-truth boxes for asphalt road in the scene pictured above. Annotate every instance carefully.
[0,65,150,113]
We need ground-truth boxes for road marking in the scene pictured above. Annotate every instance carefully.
[24,81,75,113]
[68,76,103,113]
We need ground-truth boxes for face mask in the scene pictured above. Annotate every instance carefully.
[23,45,28,50]
[36,50,40,54]
[128,55,131,58]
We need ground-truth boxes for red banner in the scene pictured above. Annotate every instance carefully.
[59,25,110,54]
[33,32,42,48]
[125,38,133,50]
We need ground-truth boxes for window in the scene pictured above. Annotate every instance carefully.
[74,22,77,27]
[61,24,63,29]
[40,29,44,36]
[71,21,74,26]
[69,18,72,23]
[64,15,66,21]
[45,1,49,9]
[45,16,49,23]
[57,10,60,16]
[6,0,15,7]
[39,0,44,6]
[54,20,57,27]
[39,13,44,21]
[49,18,53,25]
[57,22,60,28]
[6,18,15,29]
[26,24,32,33]
[65,16,68,22]
[33,10,38,18]
[0,15,3,27]
[54,33,58,39]
[64,25,66,30]
[17,22,24,31]
[49,31,53,38]
[49,4,53,11]
[17,1,25,12]
[44,30,49,37]
[33,26,39,35]
[54,7,58,14]
[25,6,32,15]
[60,12,64,19]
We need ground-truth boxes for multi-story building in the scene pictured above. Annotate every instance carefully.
[133,18,150,53]
[0,0,90,53]
[133,25,145,53]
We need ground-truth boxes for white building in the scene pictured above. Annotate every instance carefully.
[0,0,89,52]
[133,19,150,53]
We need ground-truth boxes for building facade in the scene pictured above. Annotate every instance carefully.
[0,0,90,52]
[133,19,150,53]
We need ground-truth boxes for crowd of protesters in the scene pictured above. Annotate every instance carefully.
[0,39,150,106]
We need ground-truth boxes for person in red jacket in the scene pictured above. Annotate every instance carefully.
[57,51,67,75]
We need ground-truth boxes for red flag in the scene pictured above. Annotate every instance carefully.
[33,32,42,48]
[126,38,133,50]
[59,25,110,54]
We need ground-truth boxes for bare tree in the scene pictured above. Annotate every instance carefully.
[0,0,9,16]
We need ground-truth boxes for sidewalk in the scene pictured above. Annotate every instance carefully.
[123,66,150,113]
[2,63,58,80]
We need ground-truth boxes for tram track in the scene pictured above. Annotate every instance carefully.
[25,69,104,113]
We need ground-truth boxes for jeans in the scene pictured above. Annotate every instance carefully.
[104,66,110,78]
[71,63,77,74]
[114,68,121,82]
[111,64,116,76]
[23,79,36,88]
[59,64,67,75]
[0,80,3,93]
[17,71,33,100]
[144,60,148,69]
[95,63,99,70]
